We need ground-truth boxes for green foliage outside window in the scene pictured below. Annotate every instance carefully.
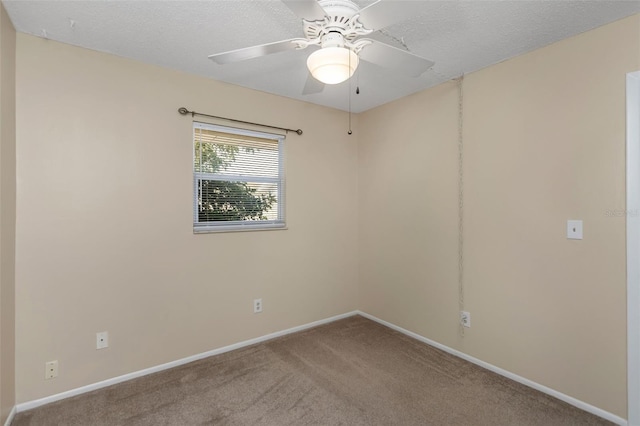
[195,141,276,222]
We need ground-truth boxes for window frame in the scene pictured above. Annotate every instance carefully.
[192,122,286,233]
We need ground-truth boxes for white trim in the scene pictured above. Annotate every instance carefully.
[4,405,16,426]
[14,309,624,424]
[193,121,285,141]
[628,70,640,426]
[16,311,358,413]
[193,220,286,233]
[357,311,627,426]
[193,224,287,234]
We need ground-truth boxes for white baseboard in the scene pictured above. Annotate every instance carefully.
[15,310,626,425]
[357,311,627,426]
[16,311,358,413]
[4,405,16,426]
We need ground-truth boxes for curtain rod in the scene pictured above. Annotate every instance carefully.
[178,107,303,135]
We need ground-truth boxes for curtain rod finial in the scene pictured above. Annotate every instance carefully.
[178,107,189,115]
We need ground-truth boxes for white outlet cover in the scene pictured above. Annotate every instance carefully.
[45,360,58,379]
[567,220,583,240]
[96,331,109,349]
[253,298,263,313]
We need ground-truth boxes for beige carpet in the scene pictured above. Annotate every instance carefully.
[13,316,612,425]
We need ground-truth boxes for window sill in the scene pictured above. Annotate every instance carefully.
[193,224,287,234]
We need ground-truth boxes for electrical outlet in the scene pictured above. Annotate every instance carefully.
[253,298,262,314]
[96,331,109,349]
[45,360,58,379]
[460,311,471,328]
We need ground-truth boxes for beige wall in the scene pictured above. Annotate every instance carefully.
[14,34,359,403]
[359,14,640,418]
[358,81,460,347]
[0,2,16,423]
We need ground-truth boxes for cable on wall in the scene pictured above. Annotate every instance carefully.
[178,107,303,135]
[455,75,465,337]
[348,52,353,135]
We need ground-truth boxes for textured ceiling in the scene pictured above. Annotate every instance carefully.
[3,0,640,112]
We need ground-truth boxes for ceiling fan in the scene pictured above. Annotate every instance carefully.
[207,0,435,95]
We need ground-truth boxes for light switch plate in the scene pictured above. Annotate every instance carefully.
[567,220,583,240]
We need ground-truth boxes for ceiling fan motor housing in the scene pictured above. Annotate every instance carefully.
[303,0,366,42]
[320,32,346,48]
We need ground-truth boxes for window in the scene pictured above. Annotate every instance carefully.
[193,122,285,232]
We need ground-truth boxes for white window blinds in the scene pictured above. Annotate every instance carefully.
[193,122,285,232]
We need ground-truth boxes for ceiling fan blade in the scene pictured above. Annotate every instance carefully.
[208,39,300,64]
[281,0,327,21]
[358,0,426,31]
[358,40,434,77]
[302,73,325,95]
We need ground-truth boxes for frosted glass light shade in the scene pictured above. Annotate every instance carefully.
[307,47,359,85]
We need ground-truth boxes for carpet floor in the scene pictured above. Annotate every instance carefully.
[13,315,613,425]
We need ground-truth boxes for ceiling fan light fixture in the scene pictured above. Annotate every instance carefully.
[307,47,359,85]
